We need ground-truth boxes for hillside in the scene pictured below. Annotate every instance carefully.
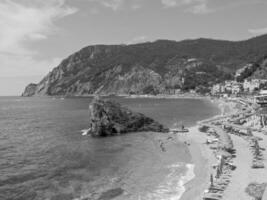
[22,34,267,96]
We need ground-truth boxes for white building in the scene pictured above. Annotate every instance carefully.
[243,79,267,93]
[212,81,242,95]
[211,84,226,95]
[211,84,221,95]
[243,79,260,93]
[231,83,242,94]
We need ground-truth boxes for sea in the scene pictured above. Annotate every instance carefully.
[0,96,219,200]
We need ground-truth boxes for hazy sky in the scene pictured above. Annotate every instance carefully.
[1,0,267,95]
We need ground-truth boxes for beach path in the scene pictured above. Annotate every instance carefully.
[223,134,251,200]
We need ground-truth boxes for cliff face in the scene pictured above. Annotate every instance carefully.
[22,35,267,96]
[22,83,37,97]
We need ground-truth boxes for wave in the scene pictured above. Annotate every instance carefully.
[176,164,195,199]
[139,163,195,200]
[70,163,195,200]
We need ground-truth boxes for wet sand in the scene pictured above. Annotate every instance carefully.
[179,98,236,200]
[179,126,216,200]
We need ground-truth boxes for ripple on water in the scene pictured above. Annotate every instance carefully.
[0,97,218,200]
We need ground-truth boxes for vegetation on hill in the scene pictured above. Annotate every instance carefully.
[22,34,267,96]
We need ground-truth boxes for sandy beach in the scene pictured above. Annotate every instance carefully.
[178,97,267,200]
[179,126,216,200]
[178,98,227,200]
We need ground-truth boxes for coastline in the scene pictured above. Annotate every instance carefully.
[80,94,221,200]
[178,97,224,200]
[124,94,207,100]
[177,95,267,200]
[179,126,215,200]
[41,93,207,100]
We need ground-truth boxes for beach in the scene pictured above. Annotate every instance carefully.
[178,97,267,200]
[178,98,225,200]
[179,126,216,200]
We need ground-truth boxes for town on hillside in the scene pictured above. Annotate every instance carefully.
[211,79,267,97]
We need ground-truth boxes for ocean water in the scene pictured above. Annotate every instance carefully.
[0,97,219,200]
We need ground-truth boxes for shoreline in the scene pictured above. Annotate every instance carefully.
[124,94,207,100]
[178,97,225,200]
[178,95,267,200]
[24,93,207,100]
[179,126,215,200]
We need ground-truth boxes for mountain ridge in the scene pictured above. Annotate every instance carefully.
[22,34,267,96]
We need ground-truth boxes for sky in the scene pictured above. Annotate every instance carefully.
[1,0,267,95]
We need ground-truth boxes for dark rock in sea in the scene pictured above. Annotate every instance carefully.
[88,98,169,137]
[22,83,37,97]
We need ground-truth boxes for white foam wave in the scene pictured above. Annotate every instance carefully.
[80,128,90,136]
[139,163,195,200]
[71,164,195,200]
[176,164,195,199]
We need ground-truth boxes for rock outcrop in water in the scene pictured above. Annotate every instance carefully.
[88,98,169,136]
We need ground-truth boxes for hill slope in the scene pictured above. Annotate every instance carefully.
[22,34,267,96]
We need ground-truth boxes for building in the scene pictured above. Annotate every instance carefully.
[243,79,259,93]
[211,80,242,96]
[211,84,220,95]
[243,79,267,93]
[255,90,267,107]
[225,81,242,94]
[231,82,242,94]
[224,81,233,93]
[211,84,225,95]
[212,79,267,96]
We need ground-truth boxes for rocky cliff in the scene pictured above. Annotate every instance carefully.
[22,34,267,96]
[22,83,37,97]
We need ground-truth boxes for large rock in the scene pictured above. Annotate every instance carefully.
[88,98,169,137]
